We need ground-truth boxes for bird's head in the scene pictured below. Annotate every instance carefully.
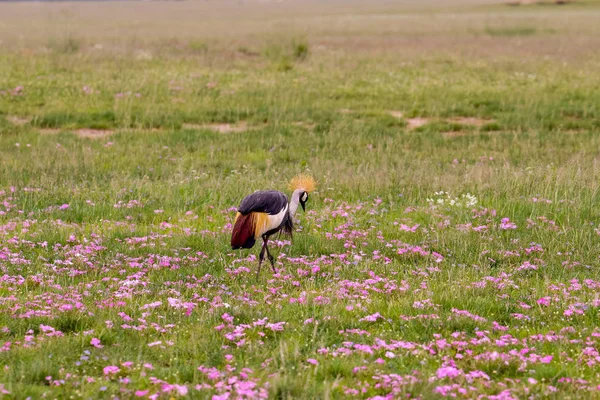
[299,190,308,212]
[290,189,309,212]
[289,174,316,213]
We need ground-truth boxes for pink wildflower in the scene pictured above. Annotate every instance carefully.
[360,312,383,322]
[500,218,517,230]
[103,366,120,375]
[436,366,463,379]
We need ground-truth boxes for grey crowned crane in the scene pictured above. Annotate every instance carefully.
[231,174,316,276]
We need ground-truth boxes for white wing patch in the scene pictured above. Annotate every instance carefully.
[258,204,288,237]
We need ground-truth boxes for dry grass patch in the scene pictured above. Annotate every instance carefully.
[6,116,31,126]
[76,129,114,139]
[387,110,404,119]
[182,121,256,133]
[38,128,114,138]
[441,131,471,138]
[561,129,589,135]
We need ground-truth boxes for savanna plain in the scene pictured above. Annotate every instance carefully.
[1,0,600,398]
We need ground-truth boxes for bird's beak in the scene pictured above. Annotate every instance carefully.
[301,203,306,212]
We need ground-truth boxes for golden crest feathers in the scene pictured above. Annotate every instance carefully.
[289,174,316,193]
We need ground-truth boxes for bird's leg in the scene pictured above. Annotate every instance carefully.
[257,241,266,279]
[263,236,276,273]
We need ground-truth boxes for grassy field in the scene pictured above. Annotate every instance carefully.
[1,0,600,398]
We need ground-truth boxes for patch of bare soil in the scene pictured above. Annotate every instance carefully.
[337,109,354,114]
[39,128,114,138]
[506,0,568,4]
[182,121,253,133]
[388,111,433,130]
[448,117,494,127]
[76,129,114,138]
[7,116,31,126]
[406,117,430,129]
[505,0,536,4]
[119,128,163,133]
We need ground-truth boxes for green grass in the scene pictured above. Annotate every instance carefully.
[484,26,539,36]
[1,0,600,398]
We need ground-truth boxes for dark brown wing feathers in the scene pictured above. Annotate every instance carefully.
[238,191,288,215]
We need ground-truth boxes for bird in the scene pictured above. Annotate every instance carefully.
[231,174,316,277]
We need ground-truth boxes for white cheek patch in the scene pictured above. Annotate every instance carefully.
[301,193,308,202]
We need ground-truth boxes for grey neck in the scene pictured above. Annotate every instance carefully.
[289,189,303,217]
